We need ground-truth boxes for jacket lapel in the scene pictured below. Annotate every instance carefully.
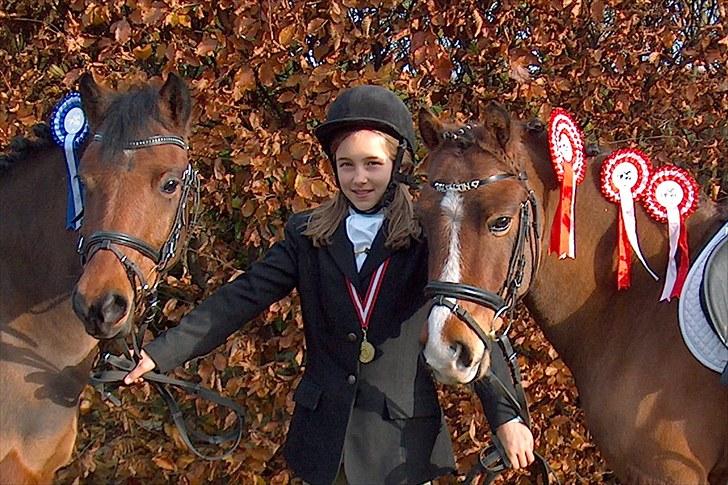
[326,221,360,285]
[359,224,394,281]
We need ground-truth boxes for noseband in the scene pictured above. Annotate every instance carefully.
[77,133,200,319]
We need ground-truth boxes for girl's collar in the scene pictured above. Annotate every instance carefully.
[348,207,385,217]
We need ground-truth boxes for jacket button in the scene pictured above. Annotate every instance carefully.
[346,332,357,342]
[347,375,356,385]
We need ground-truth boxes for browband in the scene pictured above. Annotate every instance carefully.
[93,133,189,151]
[431,172,527,193]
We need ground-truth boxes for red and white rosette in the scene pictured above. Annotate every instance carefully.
[548,108,586,259]
[642,166,699,301]
[599,149,659,289]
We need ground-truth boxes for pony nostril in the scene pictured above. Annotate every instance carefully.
[455,341,473,368]
[101,293,128,324]
[89,293,128,329]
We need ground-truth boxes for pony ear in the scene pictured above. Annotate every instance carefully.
[159,72,192,131]
[526,117,545,133]
[78,72,109,130]
[418,108,444,150]
[483,102,511,149]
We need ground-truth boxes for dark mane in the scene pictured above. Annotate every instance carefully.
[0,124,55,177]
[96,85,166,160]
[1,83,166,176]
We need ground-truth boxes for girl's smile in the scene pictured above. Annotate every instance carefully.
[334,130,393,212]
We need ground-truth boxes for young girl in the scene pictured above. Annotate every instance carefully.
[125,85,534,484]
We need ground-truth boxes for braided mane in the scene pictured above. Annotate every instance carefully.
[0,124,55,177]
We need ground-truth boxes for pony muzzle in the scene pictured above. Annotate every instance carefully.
[422,320,489,384]
[72,250,139,339]
[72,287,133,339]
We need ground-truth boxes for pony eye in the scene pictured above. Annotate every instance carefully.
[161,179,180,194]
[488,216,512,233]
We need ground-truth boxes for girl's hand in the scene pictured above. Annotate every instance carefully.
[123,349,157,384]
[495,420,535,469]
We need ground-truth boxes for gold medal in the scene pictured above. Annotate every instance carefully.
[359,339,375,363]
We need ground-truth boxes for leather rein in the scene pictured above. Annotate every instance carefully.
[80,133,244,460]
[424,125,556,484]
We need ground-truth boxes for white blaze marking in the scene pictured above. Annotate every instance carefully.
[440,190,463,283]
[434,191,462,334]
[425,190,483,382]
[425,192,466,377]
[439,191,463,283]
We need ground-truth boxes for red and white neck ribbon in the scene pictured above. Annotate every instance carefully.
[548,108,586,259]
[599,149,658,289]
[642,166,698,301]
[345,258,390,331]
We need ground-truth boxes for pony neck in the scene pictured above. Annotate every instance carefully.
[520,138,723,377]
[0,142,83,322]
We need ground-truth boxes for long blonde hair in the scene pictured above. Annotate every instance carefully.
[302,130,421,250]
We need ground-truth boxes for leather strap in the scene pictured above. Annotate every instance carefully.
[425,281,507,313]
[463,443,554,485]
[81,231,160,264]
[93,133,189,151]
[89,354,245,460]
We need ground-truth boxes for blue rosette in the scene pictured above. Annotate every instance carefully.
[49,91,89,230]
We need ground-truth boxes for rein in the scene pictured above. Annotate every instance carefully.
[80,133,245,460]
[424,125,555,484]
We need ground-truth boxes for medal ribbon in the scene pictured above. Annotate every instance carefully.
[549,162,576,259]
[345,258,390,332]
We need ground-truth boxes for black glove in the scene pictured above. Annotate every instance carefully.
[472,340,524,429]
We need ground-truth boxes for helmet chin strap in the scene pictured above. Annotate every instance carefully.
[337,140,407,215]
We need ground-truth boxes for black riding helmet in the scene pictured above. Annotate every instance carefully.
[314,85,416,213]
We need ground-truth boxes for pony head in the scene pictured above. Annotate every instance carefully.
[71,73,195,339]
[417,105,543,384]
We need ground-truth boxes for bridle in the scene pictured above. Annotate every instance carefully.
[424,127,542,383]
[77,133,200,324]
[422,124,555,484]
[78,132,245,460]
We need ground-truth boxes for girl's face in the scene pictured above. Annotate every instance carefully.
[334,130,393,212]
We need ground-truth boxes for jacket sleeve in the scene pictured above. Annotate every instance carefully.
[472,341,523,430]
[144,217,302,373]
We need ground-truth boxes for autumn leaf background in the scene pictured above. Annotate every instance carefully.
[1,0,726,483]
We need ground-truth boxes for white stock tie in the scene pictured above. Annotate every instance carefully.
[346,210,385,271]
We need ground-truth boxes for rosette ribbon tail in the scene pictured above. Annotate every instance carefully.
[64,135,84,230]
[618,186,658,287]
[616,212,631,289]
[660,206,682,301]
[672,221,690,299]
[550,162,576,259]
